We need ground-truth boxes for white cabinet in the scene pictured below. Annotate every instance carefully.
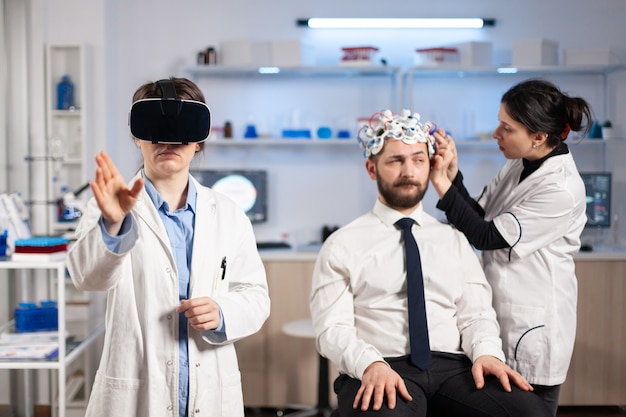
[44,44,88,235]
[0,260,104,417]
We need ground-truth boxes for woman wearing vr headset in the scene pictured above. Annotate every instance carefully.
[67,77,270,417]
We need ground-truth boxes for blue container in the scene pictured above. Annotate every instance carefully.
[243,124,258,138]
[0,229,7,257]
[57,74,75,110]
[317,126,332,139]
[15,301,58,332]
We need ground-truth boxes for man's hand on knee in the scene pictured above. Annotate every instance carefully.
[471,355,534,392]
[354,361,413,411]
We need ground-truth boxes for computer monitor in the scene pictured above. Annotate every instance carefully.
[191,169,267,223]
[580,172,611,228]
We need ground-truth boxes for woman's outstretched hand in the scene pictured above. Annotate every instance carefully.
[90,150,144,233]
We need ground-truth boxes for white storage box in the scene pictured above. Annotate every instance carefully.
[563,48,619,66]
[220,39,271,67]
[271,39,315,67]
[457,41,492,66]
[512,39,558,66]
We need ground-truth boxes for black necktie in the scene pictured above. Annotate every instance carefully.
[395,218,432,369]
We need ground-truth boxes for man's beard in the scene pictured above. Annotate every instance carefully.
[377,177,428,210]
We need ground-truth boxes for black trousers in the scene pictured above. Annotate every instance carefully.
[334,352,553,417]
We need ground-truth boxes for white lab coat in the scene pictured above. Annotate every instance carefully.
[478,153,586,386]
[66,174,270,417]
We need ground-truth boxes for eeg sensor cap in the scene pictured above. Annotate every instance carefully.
[129,78,211,144]
[357,109,434,158]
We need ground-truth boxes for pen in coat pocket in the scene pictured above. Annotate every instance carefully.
[221,256,227,280]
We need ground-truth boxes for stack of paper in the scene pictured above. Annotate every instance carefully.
[0,331,60,360]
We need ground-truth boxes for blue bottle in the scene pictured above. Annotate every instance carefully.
[0,229,7,257]
[57,74,75,110]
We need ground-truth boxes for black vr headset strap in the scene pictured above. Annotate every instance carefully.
[156,78,177,99]
[154,78,188,144]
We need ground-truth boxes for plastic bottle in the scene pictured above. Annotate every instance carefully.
[0,229,8,257]
[57,74,75,110]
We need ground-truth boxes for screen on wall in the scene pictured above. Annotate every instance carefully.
[580,172,611,228]
[191,169,267,224]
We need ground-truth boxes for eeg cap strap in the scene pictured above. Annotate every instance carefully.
[129,78,211,144]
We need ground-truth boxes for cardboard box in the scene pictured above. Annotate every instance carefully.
[563,48,619,66]
[512,39,558,66]
[220,39,271,67]
[271,39,315,67]
[457,41,492,66]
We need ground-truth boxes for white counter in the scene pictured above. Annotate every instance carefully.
[573,250,626,261]
[259,249,319,262]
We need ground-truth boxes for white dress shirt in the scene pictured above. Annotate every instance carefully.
[310,199,505,379]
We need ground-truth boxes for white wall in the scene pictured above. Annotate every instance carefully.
[17,0,626,240]
[105,0,626,243]
[93,0,626,243]
[19,0,626,244]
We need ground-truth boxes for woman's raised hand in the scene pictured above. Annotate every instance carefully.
[90,151,144,229]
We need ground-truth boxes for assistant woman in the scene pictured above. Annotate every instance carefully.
[429,79,592,416]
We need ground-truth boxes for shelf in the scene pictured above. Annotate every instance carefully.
[0,324,104,370]
[187,64,626,79]
[50,109,82,117]
[186,64,404,141]
[185,65,402,78]
[59,157,82,165]
[454,137,623,147]
[406,64,626,78]
[24,156,82,164]
[202,136,623,151]
[0,259,99,417]
[205,138,358,147]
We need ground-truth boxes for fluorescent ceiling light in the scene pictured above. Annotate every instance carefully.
[297,18,495,29]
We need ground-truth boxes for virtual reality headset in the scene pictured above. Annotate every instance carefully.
[129,79,211,144]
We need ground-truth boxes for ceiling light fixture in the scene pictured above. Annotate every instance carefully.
[296,18,496,29]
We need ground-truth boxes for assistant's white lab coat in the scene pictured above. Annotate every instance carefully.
[66,175,270,417]
[478,153,586,386]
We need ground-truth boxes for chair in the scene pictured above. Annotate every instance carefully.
[282,319,334,417]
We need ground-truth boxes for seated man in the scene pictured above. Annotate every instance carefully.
[309,110,552,417]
